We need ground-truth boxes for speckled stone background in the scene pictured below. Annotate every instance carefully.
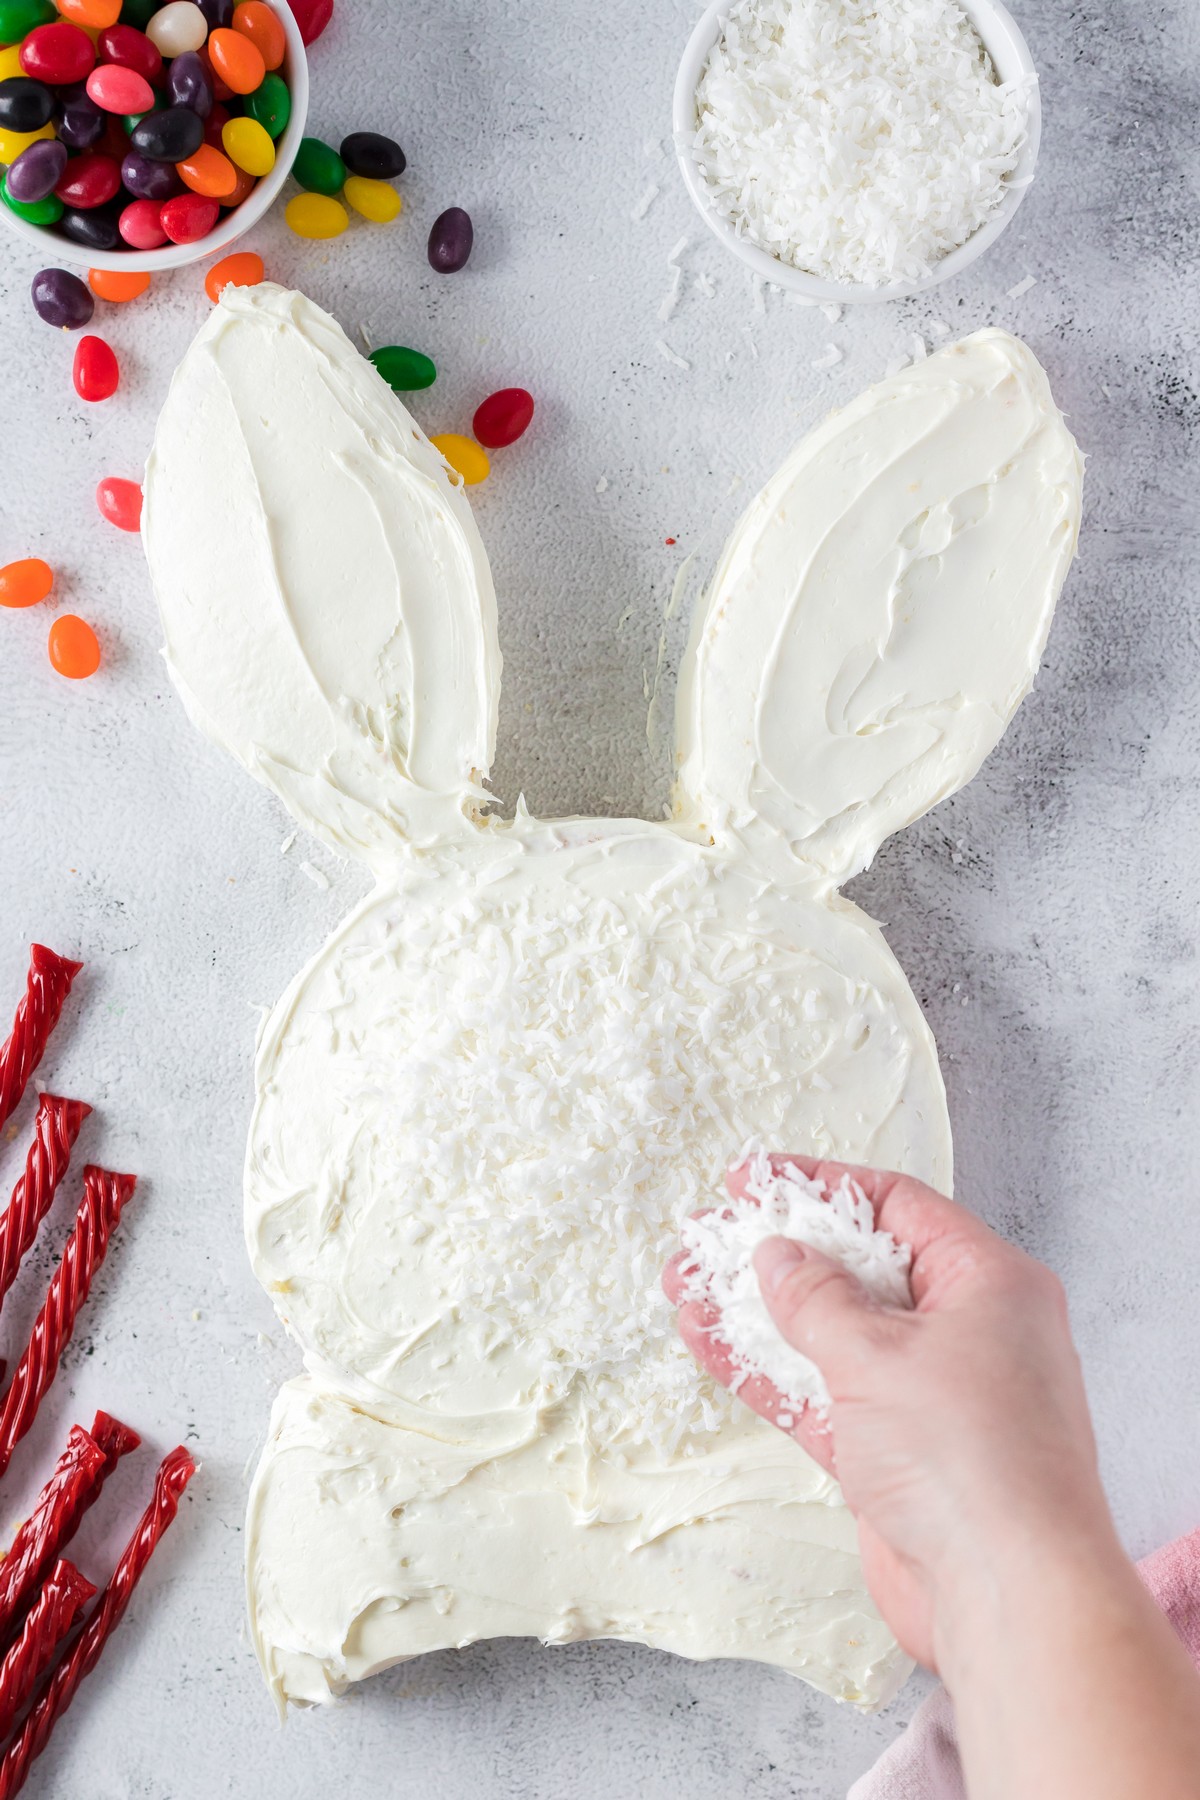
[1,0,1199,1794]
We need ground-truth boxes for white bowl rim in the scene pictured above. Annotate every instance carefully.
[672,0,1043,305]
[0,0,309,274]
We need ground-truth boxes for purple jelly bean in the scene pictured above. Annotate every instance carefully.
[6,136,67,204]
[166,50,212,119]
[121,146,182,201]
[31,267,94,332]
[196,0,233,24]
[428,206,474,274]
[57,83,106,151]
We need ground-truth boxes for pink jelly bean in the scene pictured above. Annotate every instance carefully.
[119,197,168,249]
[96,477,143,531]
[85,63,156,115]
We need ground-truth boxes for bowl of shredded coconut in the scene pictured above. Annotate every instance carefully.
[673,0,1041,301]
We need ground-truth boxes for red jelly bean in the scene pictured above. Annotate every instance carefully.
[95,24,162,85]
[96,476,142,531]
[119,196,166,247]
[202,100,230,148]
[19,22,95,86]
[72,334,119,402]
[160,190,218,242]
[473,387,536,449]
[54,151,121,210]
[285,0,333,45]
[85,63,155,114]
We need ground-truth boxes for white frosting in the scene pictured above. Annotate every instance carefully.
[144,296,1082,1716]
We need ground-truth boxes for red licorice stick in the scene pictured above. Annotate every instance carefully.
[0,1426,104,1646]
[0,1168,136,1485]
[0,1560,95,1739]
[55,1411,141,1554]
[0,1095,91,1313]
[0,1446,195,1800]
[0,949,83,1132]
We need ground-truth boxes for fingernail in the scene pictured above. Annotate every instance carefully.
[754,1237,806,1299]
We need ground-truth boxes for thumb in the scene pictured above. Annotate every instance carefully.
[753,1237,886,1386]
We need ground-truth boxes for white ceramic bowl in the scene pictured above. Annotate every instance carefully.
[0,0,308,273]
[673,0,1041,304]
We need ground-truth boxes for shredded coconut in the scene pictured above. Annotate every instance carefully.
[680,1150,913,1413]
[656,339,691,370]
[692,0,1033,287]
[1006,274,1037,299]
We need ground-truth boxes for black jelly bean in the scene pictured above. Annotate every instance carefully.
[166,51,212,120]
[196,0,233,24]
[428,205,473,273]
[121,145,182,200]
[31,266,94,330]
[129,104,204,163]
[340,130,406,180]
[0,76,54,134]
[58,201,123,252]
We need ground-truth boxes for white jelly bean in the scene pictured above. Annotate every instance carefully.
[146,1,208,56]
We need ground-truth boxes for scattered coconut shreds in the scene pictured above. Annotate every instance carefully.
[279,831,297,857]
[658,264,684,322]
[928,318,952,339]
[694,271,717,298]
[299,861,330,889]
[692,0,1033,288]
[657,339,691,370]
[911,333,928,360]
[596,474,609,493]
[668,234,690,264]
[631,182,659,221]
[680,1151,913,1415]
[811,342,843,371]
[1007,274,1037,298]
[820,301,843,323]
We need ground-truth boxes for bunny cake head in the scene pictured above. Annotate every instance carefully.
[144,286,1082,1713]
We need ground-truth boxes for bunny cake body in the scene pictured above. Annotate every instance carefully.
[143,286,1083,1713]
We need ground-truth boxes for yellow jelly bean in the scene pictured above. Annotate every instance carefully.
[0,122,55,165]
[222,116,275,178]
[285,192,348,240]
[343,175,401,223]
[0,44,25,80]
[432,434,490,486]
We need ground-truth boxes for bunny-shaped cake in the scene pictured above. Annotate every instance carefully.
[144,286,1082,1713]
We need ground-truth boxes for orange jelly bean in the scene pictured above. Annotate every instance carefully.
[207,26,264,95]
[177,144,238,199]
[48,614,101,679]
[0,558,53,610]
[232,1,284,70]
[88,267,151,302]
[221,161,256,206]
[56,0,122,27]
[204,248,264,302]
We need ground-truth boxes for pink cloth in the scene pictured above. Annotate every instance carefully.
[848,1528,1200,1799]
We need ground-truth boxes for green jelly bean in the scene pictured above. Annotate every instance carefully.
[1,172,63,224]
[293,134,346,196]
[119,0,159,22]
[0,0,55,43]
[244,72,291,140]
[123,95,164,134]
[370,346,438,393]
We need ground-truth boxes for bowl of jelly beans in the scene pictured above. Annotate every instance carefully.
[0,0,308,270]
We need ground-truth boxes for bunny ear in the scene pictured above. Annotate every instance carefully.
[143,284,500,864]
[674,330,1083,885]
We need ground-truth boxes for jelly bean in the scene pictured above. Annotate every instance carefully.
[0,119,53,164]
[220,112,270,174]
[167,47,210,115]
[207,26,262,93]
[343,174,399,223]
[118,193,164,244]
[0,75,53,132]
[19,21,95,83]
[428,206,472,273]
[57,0,122,26]
[96,475,142,529]
[0,557,53,610]
[6,134,67,201]
[242,68,286,136]
[95,21,160,79]
[176,141,235,196]
[130,101,202,159]
[284,190,345,238]
[203,245,261,299]
[0,0,55,41]
[86,60,153,111]
[196,0,232,23]
[119,0,159,21]
[196,42,231,101]
[0,171,63,221]
[160,187,217,239]
[146,1,206,54]
[292,133,342,194]
[61,199,120,246]
[201,96,228,143]
[88,264,149,299]
[48,614,101,678]
[120,143,180,196]
[57,84,105,147]
[369,345,435,392]
[340,131,404,181]
[431,433,489,486]
[473,387,535,450]
[54,148,121,207]
[231,0,281,68]
[0,45,21,78]
[31,265,93,327]
[72,332,118,399]
[284,0,330,46]
[219,158,252,203]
